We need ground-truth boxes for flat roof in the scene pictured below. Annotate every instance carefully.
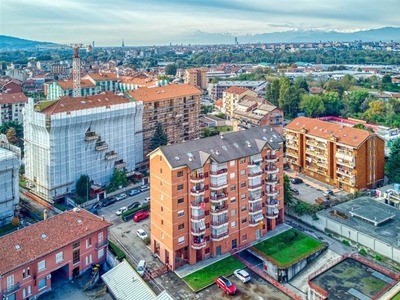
[318,197,400,246]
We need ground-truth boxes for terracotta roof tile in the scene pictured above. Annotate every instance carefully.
[0,209,112,275]
[285,117,374,148]
[224,86,250,95]
[127,84,202,102]
[56,79,95,90]
[40,92,130,116]
[0,92,28,105]
[86,73,119,81]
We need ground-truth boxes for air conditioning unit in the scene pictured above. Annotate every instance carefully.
[46,274,51,279]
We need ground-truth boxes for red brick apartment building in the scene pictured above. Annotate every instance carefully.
[0,209,112,300]
[149,126,285,270]
[285,117,385,193]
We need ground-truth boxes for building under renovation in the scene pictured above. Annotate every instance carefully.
[0,134,21,225]
[23,92,143,201]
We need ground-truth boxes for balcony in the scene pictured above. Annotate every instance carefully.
[114,161,126,169]
[265,177,278,185]
[248,154,263,165]
[248,170,263,178]
[191,187,205,196]
[210,182,228,190]
[210,218,229,227]
[248,194,263,203]
[249,205,263,213]
[286,142,298,150]
[210,193,228,202]
[265,166,279,174]
[267,199,278,207]
[105,151,117,160]
[85,132,98,141]
[286,151,299,158]
[95,144,108,151]
[191,201,205,209]
[210,168,228,176]
[191,227,206,236]
[190,173,205,183]
[248,182,263,190]
[2,283,21,297]
[211,231,229,241]
[249,214,264,227]
[266,188,278,197]
[95,240,109,250]
[266,208,279,219]
[211,205,228,214]
[191,240,206,249]
[265,155,278,163]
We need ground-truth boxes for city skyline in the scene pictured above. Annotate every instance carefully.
[1,0,400,46]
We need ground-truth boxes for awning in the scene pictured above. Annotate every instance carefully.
[253,214,264,222]
[335,152,354,162]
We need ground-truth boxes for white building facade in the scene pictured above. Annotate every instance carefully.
[0,134,21,225]
[23,93,144,201]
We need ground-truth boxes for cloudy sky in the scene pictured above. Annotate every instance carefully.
[1,0,400,46]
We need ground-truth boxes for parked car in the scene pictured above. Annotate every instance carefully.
[136,229,148,240]
[140,185,150,192]
[128,189,141,196]
[127,201,141,210]
[101,198,116,207]
[291,188,299,195]
[323,190,334,197]
[144,197,151,203]
[89,207,99,215]
[137,260,146,277]
[133,211,149,222]
[291,177,303,184]
[215,276,237,295]
[233,269,251,283]
[115,193,127,201]
[116,207,127,216]
[90,202,102,210]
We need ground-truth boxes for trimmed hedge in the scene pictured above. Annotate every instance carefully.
[109,240,126,261]
[121,203,150,221]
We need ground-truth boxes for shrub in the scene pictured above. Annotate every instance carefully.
[143,237,151,246]
[359,249,367,255]
[342,240,350,246]
[374,254,382,261]
[121,203,150,219]
[109,241,126,261]
[11,217,20,227]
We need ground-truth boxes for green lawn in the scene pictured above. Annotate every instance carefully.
[392,292,400,300]
[183,256,244,291]
[252,229,324,268]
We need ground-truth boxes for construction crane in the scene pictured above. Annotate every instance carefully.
[69,43,92,98]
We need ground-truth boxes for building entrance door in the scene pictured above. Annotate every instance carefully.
[232,239,237,249]
[216,246,221,256]
[256,229,261,239]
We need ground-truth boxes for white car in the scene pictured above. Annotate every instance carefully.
[116,193,127,201]
[140,185,150,192]
[116,207,127,216]
[136,229,148,240]
[144,197,151,203]
[233,269,251,283]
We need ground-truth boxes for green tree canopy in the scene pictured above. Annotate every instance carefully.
[353,124,375,133]
[76,175,90,199]
[265,79,280,106]
[386,139,400,183]
[149,122,168,151]
[299,94,325,118]
[322,92,342,116]
[165,64,177,76]
[283,175,294,206]
[110,169,128,190]
[295,76,309,93]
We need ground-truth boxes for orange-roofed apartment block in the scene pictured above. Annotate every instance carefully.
[149,126,285,270]
[184,68,208,90]
[222,87,257,119]
[285,117,385,193]
[0,209,112,300]
[127,84,202,160]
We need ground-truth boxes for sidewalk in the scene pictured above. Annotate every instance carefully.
[284,169,340,193]
[174,223,292,278]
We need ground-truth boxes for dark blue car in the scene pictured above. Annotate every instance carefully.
[128,189,141,196]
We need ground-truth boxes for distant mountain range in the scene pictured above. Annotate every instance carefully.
[2,27,400,50]
[179,27,400,45]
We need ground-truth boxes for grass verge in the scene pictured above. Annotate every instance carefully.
[183,256,244,291]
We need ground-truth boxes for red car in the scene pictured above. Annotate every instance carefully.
[215,276,237,295]
[133,211,149,222]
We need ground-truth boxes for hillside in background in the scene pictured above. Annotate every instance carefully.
[0,35,57,51]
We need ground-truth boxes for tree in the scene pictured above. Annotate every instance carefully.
[149,122,168,151]
[353,124,375,133]
[76,175,90,199]
[279,85,300,118]
[363,100,386,123]
[342,91,370,116]
[324,79,345,98]
[265,79,280,106]
[110,169,127,190]
[386,139,400,183]
[299,95,325,117]
[165,64,177,76]
[295,76,309,93]
[322,92,342,116]
[283,175,294,206]
[6,127,18,145]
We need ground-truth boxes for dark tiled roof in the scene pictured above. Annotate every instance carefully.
[158,126,284,170]
[0,209,112,275]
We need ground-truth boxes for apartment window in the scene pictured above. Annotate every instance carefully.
[240,158,246,164]
[240,169,246,176]
[177,171,183,177]
[160,168,163,174]
[178,210,184,217]
[160,156,162,161]
[177,197,184,204]
[241,218,247,224]
[160,181,163,187]
[242,234,247,241]
[27,285,32,296]
[73,241,80,249]
[240,182,246,188]
[56,251,64,264]
[231,221,236,228]
[22,269,27,279]
[230,197,236,204]
[86,238,92,248]
[23,288,26,298]
[178,223,185,230]
[177,184,184,191]
[98,248,104,259]
[230,173,235,179]
[27,267,30,277]
[241,193,246,200]
[230,160,235,166]
[231,209,236,216]
[38,260,46,272]
[73,249,80,264]
[241,205,247,212]
[38,278,46,290]
[178,236,185,244]
[230,185,236,191]
[161,220,164,225]
[86,254,93,266]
